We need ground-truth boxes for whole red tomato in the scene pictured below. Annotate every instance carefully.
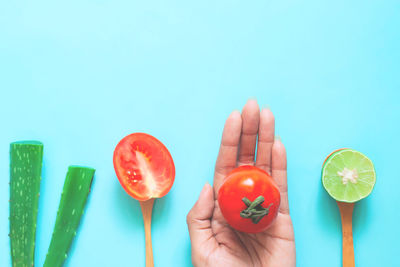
[218,165,280,233]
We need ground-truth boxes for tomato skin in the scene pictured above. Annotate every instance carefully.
[218,166,280,233]
[113,133,175,201]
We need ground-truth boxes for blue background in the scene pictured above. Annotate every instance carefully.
[1,0,399,266]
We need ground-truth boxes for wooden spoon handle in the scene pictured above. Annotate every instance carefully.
[140,199,155,267]
[337,201,355,267]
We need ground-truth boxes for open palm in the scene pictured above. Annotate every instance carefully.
[187,100,295,267]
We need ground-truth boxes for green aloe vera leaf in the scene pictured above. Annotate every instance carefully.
[43,166,95,267]
[9,141,44,267]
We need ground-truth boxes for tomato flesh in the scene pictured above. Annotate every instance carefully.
[113,133,175,201]
[218,165,280,233]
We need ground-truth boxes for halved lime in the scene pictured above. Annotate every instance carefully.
[322,149,376,203]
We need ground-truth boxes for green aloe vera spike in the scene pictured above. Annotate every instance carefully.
[43,166,95,267]
[10,141,44,267]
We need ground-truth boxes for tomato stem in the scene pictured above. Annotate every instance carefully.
[240,196,272,224]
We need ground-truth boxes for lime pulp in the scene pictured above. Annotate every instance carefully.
[322,149,376,203]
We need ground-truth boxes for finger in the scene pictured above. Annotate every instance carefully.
[271,137,290,214]
[255,108,275,174]
[214,110,242,192]
[187,183,218,251]
[238,99,260,166]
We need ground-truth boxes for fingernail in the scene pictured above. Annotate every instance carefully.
[229,110,241,118]
[262,105,271,110]
[275,135,281,142]
[247,98,257,104]
[199,182,210,197]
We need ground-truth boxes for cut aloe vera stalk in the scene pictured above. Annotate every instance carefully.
[10,141,43,267]
[322,148,376,203]
[43,166,95,267]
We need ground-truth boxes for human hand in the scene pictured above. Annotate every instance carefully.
[187,100,295,267]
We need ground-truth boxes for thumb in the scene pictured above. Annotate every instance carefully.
[187,183,217,250]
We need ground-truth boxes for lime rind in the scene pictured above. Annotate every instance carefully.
[322,149,376,203]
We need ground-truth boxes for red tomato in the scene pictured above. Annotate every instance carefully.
[113,133,175,201]
[218,166,280,233]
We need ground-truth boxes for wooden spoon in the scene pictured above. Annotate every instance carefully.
[113,133,176,267]
[337,201,355,267]
[140,199,155,267]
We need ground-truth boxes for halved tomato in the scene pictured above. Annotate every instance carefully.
[113,133,175,201]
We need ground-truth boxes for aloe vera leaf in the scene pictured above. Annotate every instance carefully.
[9,141,43,267]
[43,166,95,267]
